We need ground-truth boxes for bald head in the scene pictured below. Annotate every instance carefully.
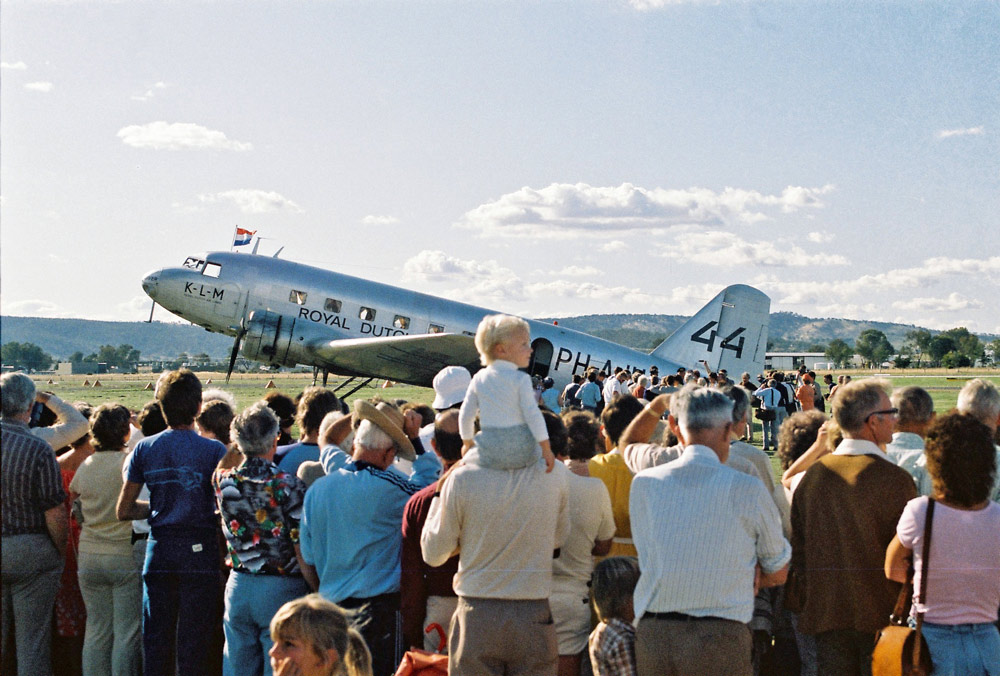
[433,409,462,465]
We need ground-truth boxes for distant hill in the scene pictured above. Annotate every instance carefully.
[3,312,994,361]
[1,316,234,360]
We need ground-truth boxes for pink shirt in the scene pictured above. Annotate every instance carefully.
[897,496,1000,624]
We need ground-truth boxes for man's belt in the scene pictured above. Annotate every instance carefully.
[643,611,729,623]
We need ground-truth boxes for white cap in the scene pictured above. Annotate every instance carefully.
[432,366,472,409]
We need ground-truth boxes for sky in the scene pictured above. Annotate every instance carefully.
[2,0,998,337]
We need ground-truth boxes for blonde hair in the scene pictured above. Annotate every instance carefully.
[269,595,372,676]
[473,314,529,366]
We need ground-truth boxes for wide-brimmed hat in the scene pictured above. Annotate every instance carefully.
[352,399,416,461]
[431,366,471,410]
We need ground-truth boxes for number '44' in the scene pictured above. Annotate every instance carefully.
[690,322,746,359]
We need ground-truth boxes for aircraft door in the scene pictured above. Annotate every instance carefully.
[529,338,553,379]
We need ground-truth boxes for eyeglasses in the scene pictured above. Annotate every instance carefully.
[865,408,899,423]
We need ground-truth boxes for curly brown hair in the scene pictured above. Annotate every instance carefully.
[924,412,997,508]
[563,411,602,461]
[777,410,827,471]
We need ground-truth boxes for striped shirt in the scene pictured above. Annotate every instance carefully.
[630,444,790,623]
[2,419,66,536]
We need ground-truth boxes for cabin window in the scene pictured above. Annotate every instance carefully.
[325,298,342,313]
[462,331,475,337]
[203,262,222,278]
[289,290,308,305]
[428,324,444,334]
[393,315,410,330]
[183,257,204,271]
[359,306,376,321]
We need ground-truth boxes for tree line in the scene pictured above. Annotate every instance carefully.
[824,327,999,369]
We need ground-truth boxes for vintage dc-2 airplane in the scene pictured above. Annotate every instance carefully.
[141,250,770,393]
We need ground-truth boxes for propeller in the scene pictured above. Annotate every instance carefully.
[225,320,247,383]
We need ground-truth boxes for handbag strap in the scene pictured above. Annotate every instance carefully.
[911,497,935,669]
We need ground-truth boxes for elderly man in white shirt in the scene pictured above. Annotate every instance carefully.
[629,384,790,676]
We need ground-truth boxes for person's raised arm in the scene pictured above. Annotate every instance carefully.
[32,392,89,451]
[781,421,832,488]
[620,394,669,448]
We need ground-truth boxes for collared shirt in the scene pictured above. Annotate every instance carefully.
[833,438,887,458]
[630,444,790,623]
[898,442,1000,501]
[422,454,569,600]
[588,618,637,676]
[885,432,924,465]
[2,419,66,536]
[458,359,548,443]
[214,457,306,575]
[300,451,440,602]
[753,385,781,410]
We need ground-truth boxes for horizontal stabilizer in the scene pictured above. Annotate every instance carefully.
[650,285,770,377]
[311,332,481,388]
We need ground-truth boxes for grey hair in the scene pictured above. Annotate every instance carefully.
[671,383,734,432]
[1,372,36,417]
[318,410,347,447]
[891,386,935,426]
[832,379,891,433]
[957,379,1000,427]
[355,419,393,452]
[591,556,640,622]
[203,388,238,410]
[231,402,280,457]
[722,384,750,424]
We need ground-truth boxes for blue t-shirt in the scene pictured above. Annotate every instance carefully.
[276,442,320,475]
[126,429,227,532]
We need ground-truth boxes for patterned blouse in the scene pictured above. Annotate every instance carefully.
[213,457,306,576]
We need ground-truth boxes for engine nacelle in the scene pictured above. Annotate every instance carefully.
[241,310,336,368]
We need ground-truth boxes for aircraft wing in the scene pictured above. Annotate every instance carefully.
[311,333,481,387]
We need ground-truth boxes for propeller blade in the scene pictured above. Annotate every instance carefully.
[225,328,245,383]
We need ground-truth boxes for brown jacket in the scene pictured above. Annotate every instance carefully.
[787,452,917,634]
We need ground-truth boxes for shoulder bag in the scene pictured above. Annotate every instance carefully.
[871,498,935,676]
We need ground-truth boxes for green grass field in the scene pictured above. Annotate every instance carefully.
[28,368,999,483]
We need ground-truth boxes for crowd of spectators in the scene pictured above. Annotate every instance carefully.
[3,342,998,676]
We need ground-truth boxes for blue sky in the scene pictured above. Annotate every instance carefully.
[2,0,998,335]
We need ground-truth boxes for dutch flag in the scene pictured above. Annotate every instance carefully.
[233,227,256,247]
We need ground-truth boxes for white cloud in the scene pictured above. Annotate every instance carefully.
[24,81,53,92]
[402,250,516,283]
[764,255,1000,305]
[1,61,27,70]
[627,0,710,8]
[457,182,835,239]
[600,240,628,252]
[199,189,301,214]
[937,126,985,139]
[361,214,400,226]
[660,229,849,267]
[554,265,602,277]
[1,299,75,318]
[891,292,983,312]
[131,81,169,102]
[117,121,253,151]
[807,231,834,243]
[118,295,157,320]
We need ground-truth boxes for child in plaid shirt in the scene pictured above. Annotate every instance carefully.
[588,556,640,676]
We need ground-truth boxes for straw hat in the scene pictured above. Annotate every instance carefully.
[352,400,415,461]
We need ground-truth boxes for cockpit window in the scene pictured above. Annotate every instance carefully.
[183,257,205,271]
[289,290,308,305]
[203,262,222,278]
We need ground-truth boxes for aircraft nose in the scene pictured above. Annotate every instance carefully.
[141,269,160,296]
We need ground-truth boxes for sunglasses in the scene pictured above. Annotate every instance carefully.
[865,408,899,423]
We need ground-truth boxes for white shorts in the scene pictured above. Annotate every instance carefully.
[549,588,592,655]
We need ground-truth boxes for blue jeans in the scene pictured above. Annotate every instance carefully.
[761,414,778,449]
[142,530,222,676]
[921,621,1000,676]
[223,571,310,676]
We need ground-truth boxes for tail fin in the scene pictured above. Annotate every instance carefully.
[651,284,770,376]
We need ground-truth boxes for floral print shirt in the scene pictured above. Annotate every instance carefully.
[213,457,306,575]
